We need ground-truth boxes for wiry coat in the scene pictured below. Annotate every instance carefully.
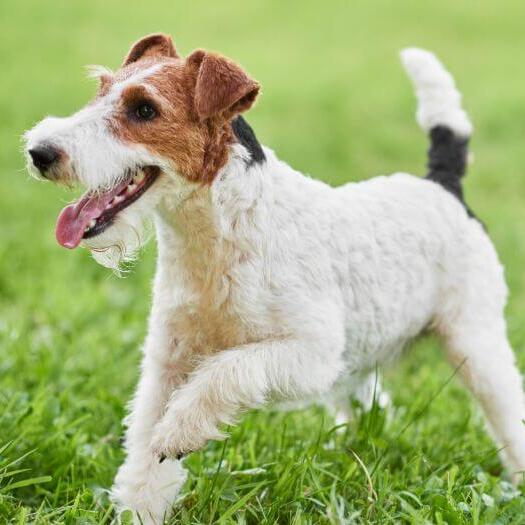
[24,37,525,525]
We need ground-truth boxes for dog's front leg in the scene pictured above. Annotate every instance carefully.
[150,338,344,459]
[111,355,187,525]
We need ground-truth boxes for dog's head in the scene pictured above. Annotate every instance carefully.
[24,34,260,269]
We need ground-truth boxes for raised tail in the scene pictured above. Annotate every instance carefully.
[400,48,474,211]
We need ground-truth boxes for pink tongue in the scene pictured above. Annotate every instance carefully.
[56,179,129,249]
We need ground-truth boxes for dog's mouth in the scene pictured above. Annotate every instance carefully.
[55,166,160,249]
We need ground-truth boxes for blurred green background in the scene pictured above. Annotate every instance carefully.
[2,1,525,523]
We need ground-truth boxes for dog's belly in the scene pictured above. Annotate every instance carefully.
[341,324,424,374]
[337,264,437,374]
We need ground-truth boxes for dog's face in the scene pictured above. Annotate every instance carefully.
[24,34,259,269]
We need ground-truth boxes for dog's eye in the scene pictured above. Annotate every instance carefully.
[134,103,157,121]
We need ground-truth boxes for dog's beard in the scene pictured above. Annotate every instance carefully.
[82,193,155,271]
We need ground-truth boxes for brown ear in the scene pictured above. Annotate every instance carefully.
[123,33,178,66]
[188,50,260,121]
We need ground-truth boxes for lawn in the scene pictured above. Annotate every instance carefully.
[2,0,525,523]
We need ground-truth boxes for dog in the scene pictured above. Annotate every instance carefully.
[24,34,525,524]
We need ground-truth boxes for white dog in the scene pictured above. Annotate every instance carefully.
[25,34,525,524]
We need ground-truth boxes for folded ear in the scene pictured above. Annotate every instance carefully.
[123,33,178,66]
[188,50,260,121]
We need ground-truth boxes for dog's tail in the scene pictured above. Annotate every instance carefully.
[400,48,472,205]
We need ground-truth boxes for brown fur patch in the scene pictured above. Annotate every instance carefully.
[105,37,259,184]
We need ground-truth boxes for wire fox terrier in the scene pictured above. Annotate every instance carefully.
[25,34,525,523]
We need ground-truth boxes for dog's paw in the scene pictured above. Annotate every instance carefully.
[111,456,187,525]
[150,412,224,461]
[150,422,204,461]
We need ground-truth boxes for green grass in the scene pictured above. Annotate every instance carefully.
[2,0,525,522]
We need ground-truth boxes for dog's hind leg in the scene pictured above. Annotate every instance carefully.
[436,246,525,483]
[441,322,525,483]
[327,371,390,426]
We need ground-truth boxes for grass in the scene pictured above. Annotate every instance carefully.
[2,0,525,522]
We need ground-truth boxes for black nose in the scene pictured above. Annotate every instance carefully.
[29,145,60,174]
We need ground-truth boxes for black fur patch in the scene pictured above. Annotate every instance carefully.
[426,125,478,220]
[231,116,266,166]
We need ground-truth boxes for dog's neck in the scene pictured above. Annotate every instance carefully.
[154,120,268,293]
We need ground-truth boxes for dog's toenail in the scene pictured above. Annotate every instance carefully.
[159,454,166,463]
